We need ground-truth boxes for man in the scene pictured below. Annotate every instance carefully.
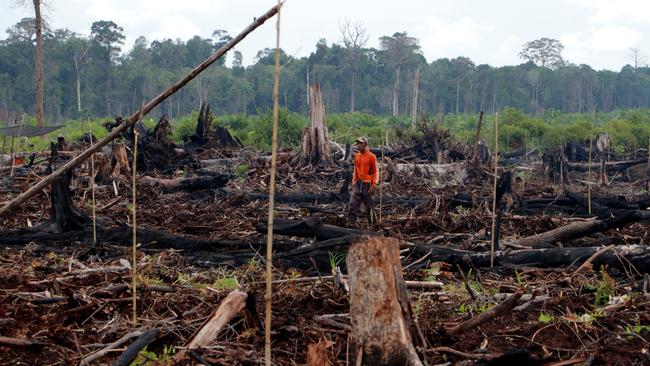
[347,136,378,226]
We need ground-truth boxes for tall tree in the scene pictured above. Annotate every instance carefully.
[379,32,420,116]
[72,36,90,112]
[519,38,565,69]
[32,0,45,126]
[627,48,647,69]
[90,20,124,116]
[339,18,368,112]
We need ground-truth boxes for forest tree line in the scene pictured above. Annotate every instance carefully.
[2,18,650,124]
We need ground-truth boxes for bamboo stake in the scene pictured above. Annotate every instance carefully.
[0,4,280,218]
[88,120,97,244]
[587,137,592,215]
[490,112,499,268]
[379,129,384,224]
[131,130,139,324]
[265,2,282,365]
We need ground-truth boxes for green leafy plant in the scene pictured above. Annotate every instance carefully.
[595,268,614,307]
[235,163,249,181]
[538,312,554,324]
[328,251,345,270]
[131,345,174,365]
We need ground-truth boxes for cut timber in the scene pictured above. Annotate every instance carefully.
[347,237,424,366]
[292,84,335,168]
[0,4,280,217]
[140,175,229,192]
[255,218,363,241]
[413,244,650,272]
[174,290,248,361]
[508,210,650,248]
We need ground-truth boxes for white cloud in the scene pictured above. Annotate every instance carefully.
[571,0,650,23]
[417,16,493,59]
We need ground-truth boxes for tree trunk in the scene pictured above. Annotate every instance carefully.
[111,142,131,178]
[292,84,335,168]
[47,172,90,234]
[350,68,356,112]
[392,66,400,117]
[411,69,420,127]
[455,79,461,114]
[74,56,82,112]
[33,0,45,127]
[347,237,424,366]
[471,111,485,164]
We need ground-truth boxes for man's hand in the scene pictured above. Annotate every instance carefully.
[369,185,376,196]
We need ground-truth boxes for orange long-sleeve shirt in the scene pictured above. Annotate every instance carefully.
[352,150,378,187]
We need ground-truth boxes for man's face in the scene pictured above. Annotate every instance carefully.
[357,142,367,152]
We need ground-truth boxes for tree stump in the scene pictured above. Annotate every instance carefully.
[347,237,424,366]
[292,84,335,169]
[111,142,131,178]
[47,173,89,233]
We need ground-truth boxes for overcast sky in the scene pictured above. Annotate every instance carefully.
[2,0,649,70]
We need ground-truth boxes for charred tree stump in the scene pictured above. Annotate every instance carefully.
[139,115,180,171]
[185,102,242,153]
[46,173,89,233]
[292,84,335,169]
[347,237,424,366]
[111,142,131,178]
[542,147,568,184]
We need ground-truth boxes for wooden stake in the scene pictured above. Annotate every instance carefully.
[0,4,280,218]
[131,130,139,324]
[490,112,499,268]
[379,130,384,223]
[265,2,282,365]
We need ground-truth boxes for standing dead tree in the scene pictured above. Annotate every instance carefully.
[347,237,425,365]
[596,132,611,185]
[292,84,335,169]
[0,4,281,217]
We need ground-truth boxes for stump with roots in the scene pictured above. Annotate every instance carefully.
[292,84,335,169]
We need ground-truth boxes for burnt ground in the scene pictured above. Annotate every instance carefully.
[0,154,649,365]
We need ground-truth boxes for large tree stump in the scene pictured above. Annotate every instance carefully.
[347,237,424,366]
[292,84,335,169]
[111,142,131,178]
[47,173,89,233]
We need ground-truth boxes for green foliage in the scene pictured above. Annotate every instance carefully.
[538,312,554,324]
[213,277,238,290]
[235,163,249,182]
[131,345,174,365]
[328,251,345,270]
[595,268,615,307]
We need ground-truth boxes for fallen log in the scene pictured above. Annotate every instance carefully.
[114,329,159,366]
[255,218,364,241]
[508,210,650,248]
[140,175,230,192]
[173,290,248,361]
[568,157,648,172]
[413,244,650,272]
[347,237,424,365]
[0,4,281,218]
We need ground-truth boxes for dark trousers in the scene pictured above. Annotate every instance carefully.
[347,181,376,225]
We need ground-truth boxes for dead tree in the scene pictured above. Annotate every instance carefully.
[347,237,425,366]
[542,147,568,184]
[111,142,131,178]
[596,132,611,185]
[139,115,182,171]
[46,173,90,233]
[292,84,335,169]
[185,102,242,153]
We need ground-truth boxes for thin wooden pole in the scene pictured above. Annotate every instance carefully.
[587,137,592,215]
[265,2,282,365]
[0,4,280,218]
[131,130,139,324]
[1,136,6,168]
[379,130,384,223]
[10,115,24,178]
[490,112,499,268]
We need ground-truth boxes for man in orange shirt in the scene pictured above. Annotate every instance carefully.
[347,136,378,226]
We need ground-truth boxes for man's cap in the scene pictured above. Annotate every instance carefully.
[354,136,368,144]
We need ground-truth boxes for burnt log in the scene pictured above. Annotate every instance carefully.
[255,218,363,241]
[347,237,424,365]
[508,209,650,248]
[140,175,230,192]
[413,244,650,273]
